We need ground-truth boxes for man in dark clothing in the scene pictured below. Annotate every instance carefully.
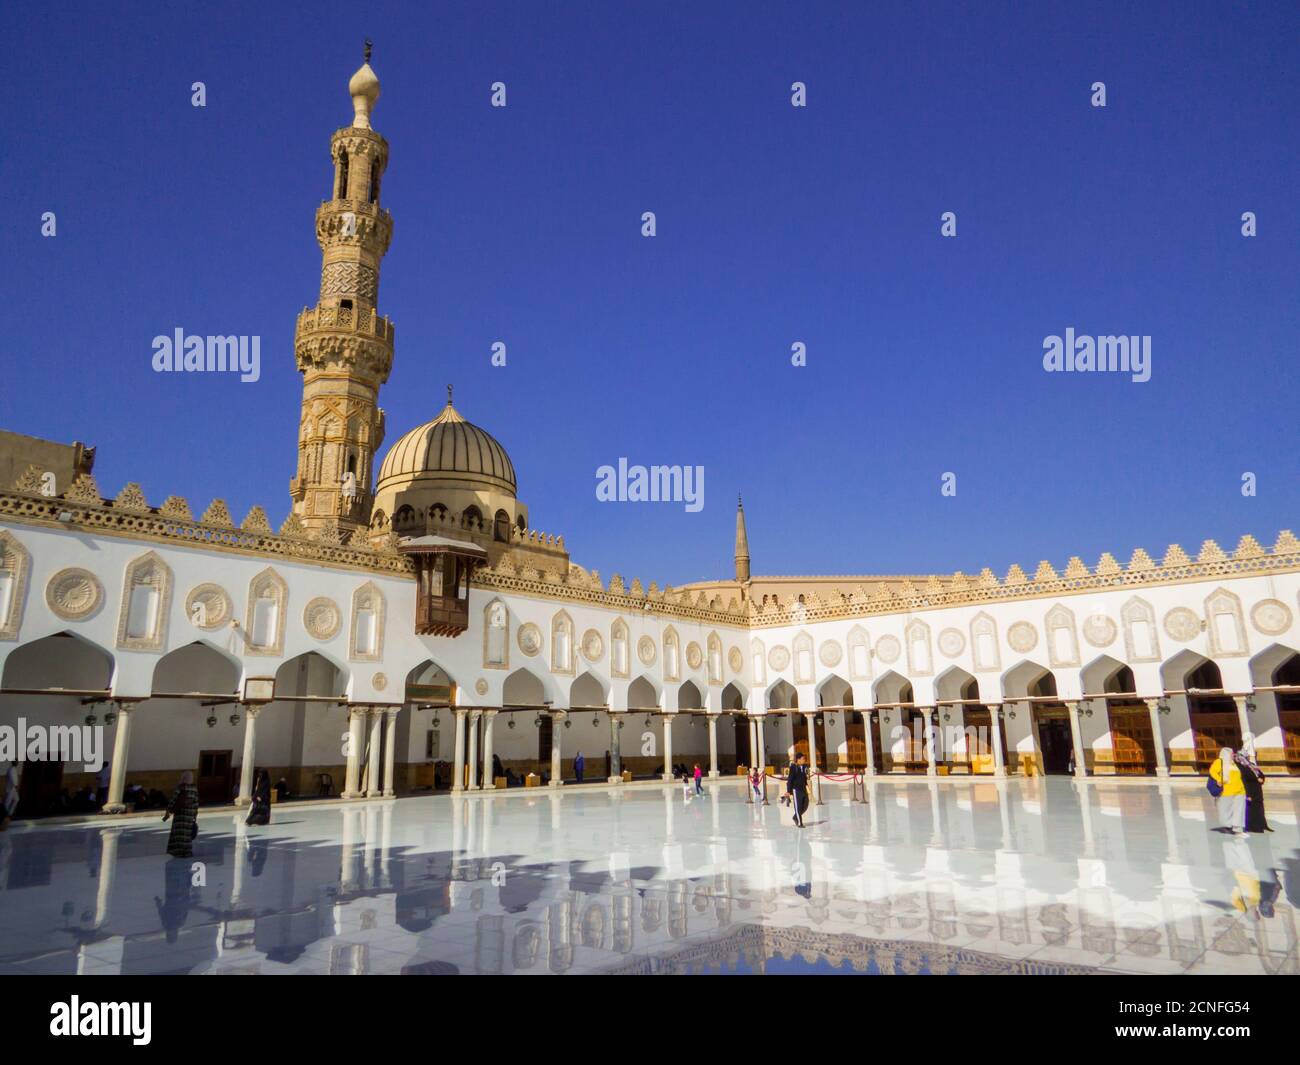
[786,752,810,828]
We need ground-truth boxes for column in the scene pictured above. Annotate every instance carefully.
[481,709,498,789]
[756,715,767,770]
[707,714,719,778]
[382,707,400,797]
[235,704,261,806]
[989,704,1007,778]
[1232,696,1252,743]
[342,705,367,798]
[748,719,758,768]
[662,713,674,782]
[466,709,481,791]
[1064,700,1088,779]
[803,713,819,776]
[101,702,135,814]
[549,710,566,786]
[1144,698,1169,778]
[608,713,623,783]
[366,708,384,797]
[863,711,877,776]
[924,708,938,778]
[451,708,468,793]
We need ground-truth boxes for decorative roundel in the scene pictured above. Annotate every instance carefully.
[1163,607,1201,642]
[686,641,703,670]
[875,635,901,665]
[728,646,744,674]
[1083,614,1117,648]
[819,641,843,667]
[186,582,231,630]
[1251,598,1293,636]
[372,672,388,692]
[303,596,342,640]
[581,628,605,662]
[517,622,543,656]
[637,635,657,666]
[767,645,791,671]
[938,628,966,658]
[475,678,490,696]
[1007,622,1039,654]
[46,567,103,621]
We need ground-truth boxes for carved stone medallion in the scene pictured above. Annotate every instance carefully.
[728,646,743,674]
[819,641,843,667]
[686,642,703,670]
[875,636,901,665]
[1083,614,1117,648]
[582,628,604,662]
[304,596,342,640]
[938,628,966,658]
[517,622,543,657]
[372,672,388,692]
[46,568,103,620]
[475,678,490,696]
[767,645,791,671]
[1007,622,1039,654]
[1162,607,1201,642]
[1251,599,1292,636]
[186,583,231,630]
[637,635,657,666]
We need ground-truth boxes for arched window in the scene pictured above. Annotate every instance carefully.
[494,509,511,542]
[484,599,509,668]
[463,506,483,531]
[611,618,630,679]
[551,611,574,674]
[337,153,350,199]
[663,627,681,682]
[368,160,380,204]
[707,632,723,685]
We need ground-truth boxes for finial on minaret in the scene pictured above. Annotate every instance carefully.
[349,42,381,129]
[447,384,454,407]
[364,39,373,63]
[734,494,751,585]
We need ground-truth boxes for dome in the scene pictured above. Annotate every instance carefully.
[376,396,516,496]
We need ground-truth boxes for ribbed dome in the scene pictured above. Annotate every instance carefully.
[377,398,516,495]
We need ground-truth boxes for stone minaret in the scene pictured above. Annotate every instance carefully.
[734,495,751,587]
[290,42,395,538]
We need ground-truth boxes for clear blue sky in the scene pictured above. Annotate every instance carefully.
[3,1,1297,586]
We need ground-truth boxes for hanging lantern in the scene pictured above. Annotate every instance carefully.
[230,712,241,726]
[563,718,571,729]
[507,717,516,729]
[206,714,218,728]
[84,713,97,727]
[103,710,117,727]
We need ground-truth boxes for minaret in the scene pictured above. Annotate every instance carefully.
[734,494,751,587]
[290,41,395,538]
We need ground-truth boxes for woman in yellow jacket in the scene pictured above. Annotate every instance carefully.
[1209,747,1246,834]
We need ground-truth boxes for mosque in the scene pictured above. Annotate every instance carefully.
[2,52,1299,819]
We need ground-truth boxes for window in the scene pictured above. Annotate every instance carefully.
[337,153,350,199]
[125,583,158,640]
[251,596,279,649]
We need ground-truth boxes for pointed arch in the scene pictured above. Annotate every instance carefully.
[115,549,173,651]
[1,630,114,691]
[791,630,815,684]
[610,617,630,679]
[245,567,288,657]
[151,640,240,695]
[349,580,385,661]
[1205,587,1248,657]
[721,681,746,712]
[1081,653,1130,695]
[1043,603,1080,667]
[1001,659,1054,700]
[1160,648,1213,692]
[678,679,704,709]
[846,625,871,681]
[749,637,767,686]
[905,617,933,676]
[662,625,681,682]
[935,664,978,703]
[627,674,661,711]
[406,657,456,705]
[1121,595,1160,663]
[706,631,723,685]
[816,672,852,707]
[503,667,547,706]
[571,670,608,708]
[872,669,912,706]
[550,610,575,675]
[0,529,31,640]
[275,649,347,699]
[766,678,798,710]
[1249,642,1300,688]
[483,597,510,669]
[969,612,1000,672]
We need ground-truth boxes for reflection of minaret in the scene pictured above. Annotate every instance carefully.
[290,41,395,537]
[734,495,751,589]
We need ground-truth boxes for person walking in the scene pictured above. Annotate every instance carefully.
[786,752,810,828]
[750,764,764,802]
[574,750,585,784]
[245,768,271,826]
[693,763,703,796]
[1208,747,1246,834]
[1235,737,1272,833]
[163,770,200,857]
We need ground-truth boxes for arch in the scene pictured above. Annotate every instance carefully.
[1081,653,1131,695]
[483,598,510,669]
[1001,659,1054,700]
[766,678,797,710]
[905,618,933,676]
[610,618,630,679]
[115,550,173,651]
[721,681,746,711]
[0,529,32,640]
[627,674,660,711]
[406,658,455,704]
[792,630,815,684]
[1,630,114,691]
[462,505,484,531]
[1160,648,1213,691]
[245,567,288,657]
[663,626,681,682]
[274,650,347,699]
[151,640,240,695]
[503,667,546,706]
[349,581,385,661]
[678,679,704,710]
[493,509,511,543]
[816,672,852,707]
[1045,603,1080,667]
[872,669,912,706]
[935,665,978,703]
[749,637,767,686]
[846,625,871,681]
[570,670,608,708]
[969,613,1000,672]
[1248,642,1300,688]
[550,610,574,675]
[1205,587,1248,657]
[706,631,723,685]
[1121,595,1160,663]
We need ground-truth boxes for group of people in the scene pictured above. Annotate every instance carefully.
[160,766,274,859]
[1208,738,1273,835]
[676,763,704,797]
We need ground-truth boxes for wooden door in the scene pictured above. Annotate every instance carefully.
[964,708,994,774]
[734,716,751,767]
[537,714,553,774]
[1281,709,1300,775]
[198,750,232,805]
[1107,704,1156,775]
[1189,699,1240,771]
[845,713,866,769]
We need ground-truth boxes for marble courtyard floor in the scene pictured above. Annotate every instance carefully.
[0,777,1296,975]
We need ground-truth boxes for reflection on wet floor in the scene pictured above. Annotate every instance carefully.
[0,777,1296,974]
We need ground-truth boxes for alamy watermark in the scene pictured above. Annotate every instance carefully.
[151,328,261,383]
[0,719,104,771]
[596,459,704,512]
[1042,328,1150,383]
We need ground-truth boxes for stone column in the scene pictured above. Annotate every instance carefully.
[102,702,136,814]
[1232,696,1252,743]
[452,708,468,793]
[756,715,767,770]
[1144,698,1169,778]
[1064,700,1088,779]
[382,707,400,797]
[549,710,566,786]
[608,713,623,783]
[988,704,1007,778]
[863,711,877,776]
[366,708,385,797]
[804,713,818,776]
[707,714,720,778]
[924,708,938,777]
[235,704,262,806]
[748,719,758,768]
[467,709,481,791]
[342,705,367,798]
[661,713,674,781]
[481,709,498,789]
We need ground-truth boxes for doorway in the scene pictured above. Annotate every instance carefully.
[16,761,63,817]
[1035,715,1073,774]
[1107,703,1156,774]
[198,749,232,804]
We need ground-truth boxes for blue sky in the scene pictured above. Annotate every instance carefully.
[3,1,1297,586]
